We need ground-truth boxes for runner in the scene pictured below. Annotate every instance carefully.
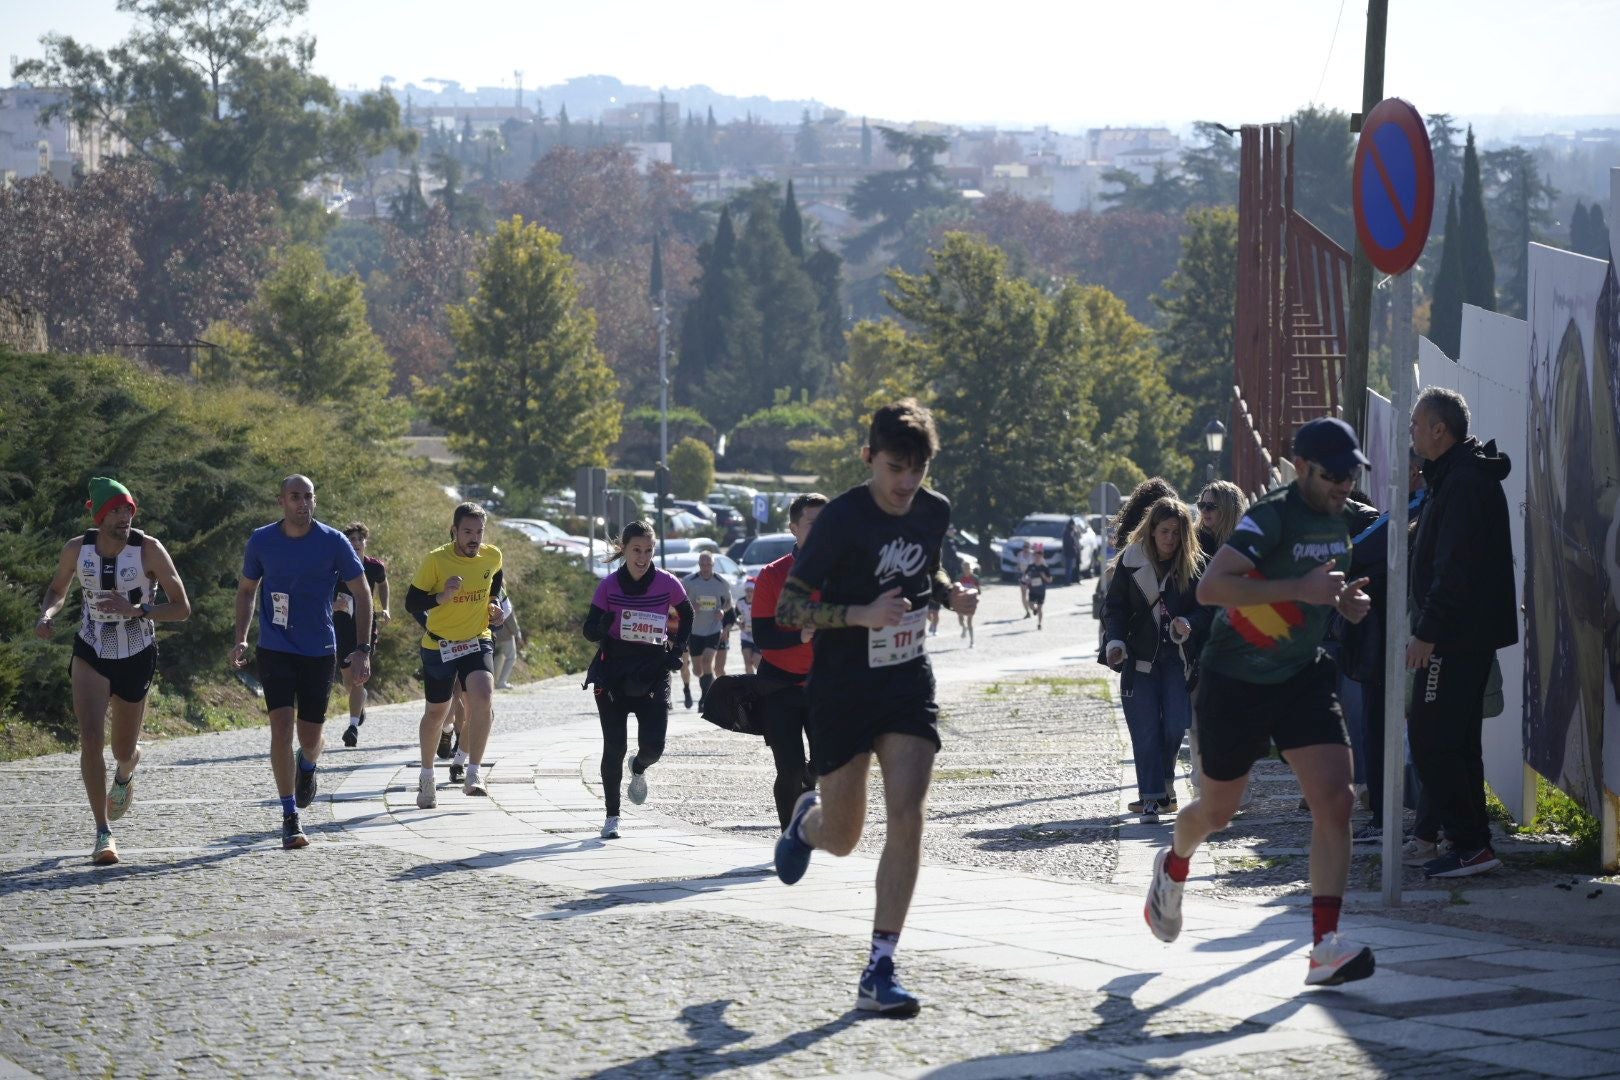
[772,400,979,1017]
[750,493,827,830]
[406,502,507,808]
[736,577,759,676]
[1023,544,1053,630]
[1016,540,1034,618]
[956,566,979,646]
[335,522,389,747]
[1144,418,1377,987]
[36,478,191,864]
[581,520,693,839]
[683,552,734,712]
[232,475,372,850]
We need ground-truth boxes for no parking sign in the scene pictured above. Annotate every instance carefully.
[1353,98,1435,276]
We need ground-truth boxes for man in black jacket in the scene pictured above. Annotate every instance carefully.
[1407,387,1518,878]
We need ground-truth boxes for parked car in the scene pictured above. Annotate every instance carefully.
[726,537,751,562]
[738,532,797,577]
[671,499,716,523]
[499,518,589,555]
[652,537,721,556]
[662,552,750,602]
[999,513,1086,582]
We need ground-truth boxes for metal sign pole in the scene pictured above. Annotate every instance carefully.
[1381,268,1415,905]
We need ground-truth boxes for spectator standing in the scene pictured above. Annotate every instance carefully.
[492,594,525,689]
[1406,387,1517,878]
[1062,519,1082,585]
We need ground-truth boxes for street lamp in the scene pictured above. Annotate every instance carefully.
[1203,418,1226,483]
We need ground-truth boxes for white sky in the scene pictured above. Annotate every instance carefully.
[5,0,1619,132]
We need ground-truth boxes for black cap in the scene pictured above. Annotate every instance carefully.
[1293,417,1370,474]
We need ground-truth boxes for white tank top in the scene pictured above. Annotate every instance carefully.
[75,529,157,660]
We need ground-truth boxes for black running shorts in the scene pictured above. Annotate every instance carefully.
[807,672,942,777]
[71,637,158,704]
[420,640,495,704]
[688,632,722,657]
[333,613,379,671]
[257,648,336,724]
[1194,652,1348,783]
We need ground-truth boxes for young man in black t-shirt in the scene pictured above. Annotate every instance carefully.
[772,399,979,1017]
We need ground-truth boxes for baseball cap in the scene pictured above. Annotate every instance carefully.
[1293,417,1370,475]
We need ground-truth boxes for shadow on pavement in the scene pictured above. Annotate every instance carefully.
[0,847,253,894]
[579,999,863,1079]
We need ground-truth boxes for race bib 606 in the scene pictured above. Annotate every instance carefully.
[438,637,482,662]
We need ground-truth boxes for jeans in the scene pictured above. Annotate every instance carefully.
[1121,657,1191,801]
[493,636,518,687]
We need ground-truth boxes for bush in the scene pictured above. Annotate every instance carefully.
[725,404,831,474]
[0,348,597,758]
[669,437,716,500]
[614,406,715,469]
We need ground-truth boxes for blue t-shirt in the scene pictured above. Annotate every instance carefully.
[242,520,365,656]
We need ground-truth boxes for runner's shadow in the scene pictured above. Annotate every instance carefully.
[0,847,251,895]
[578,999,861,1079]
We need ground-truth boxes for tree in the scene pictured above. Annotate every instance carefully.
[805,243,848,367]
[860,117,873,167]
[668,436,714,500]
[420,217,621,493]
[1180,122,1240,207]
[678,206,744,404]
[1079,285,1190,487]
[1426,113,1466,225]
[1290,106,1355,251]
[1428,188,1464,357]
[793,320,930,492]
[196,245,402,436]
[844,127,958,262]
[15,0,415,208]
[795,109,822,165]
[1484,145,1558,317]
[1155,206,1238,467]
[1458,128,1497,313]
[1100,165,1189,215]
[367,204,479,392]
[883,233,1098,564]
[1571,200,1614,261]
[779,180,805,259]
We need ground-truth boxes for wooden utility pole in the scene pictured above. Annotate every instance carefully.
[1343,0,1388,438]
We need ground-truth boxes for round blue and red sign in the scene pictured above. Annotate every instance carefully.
[1352,98,1435,276]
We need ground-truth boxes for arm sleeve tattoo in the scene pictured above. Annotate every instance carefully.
[776,578,851,630]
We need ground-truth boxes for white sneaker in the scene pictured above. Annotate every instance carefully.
[463,770,487,797]
[416,773,437,809]
[600,815,620,839]
[1306,931,1376,986]
[1143,848,1185,943]
[627,757,648,805]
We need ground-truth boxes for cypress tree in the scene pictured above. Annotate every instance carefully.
[860,117,873,166]
[557,104,571,146]
[805,242,846,372]
[779,180,805,259]
[730,194,824,423]
[1429,188,1464,358]
[677,207,738,406]
[1457,128,1496,312]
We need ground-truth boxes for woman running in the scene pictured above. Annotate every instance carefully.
[582,520,693,839]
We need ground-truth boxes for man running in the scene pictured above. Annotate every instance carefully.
[36,478,191,864]
[772,401,979,1017]
[232,475,372,850]
[750,493,827,831]
[1144,418,1376,986]
[736,577,759,676]
[406,502,508,808]
[336,522,389,748]
[683,552,734,711]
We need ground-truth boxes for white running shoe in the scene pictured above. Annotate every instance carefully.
[1143,848,1185,943]
[627,757,648,805]
[416,773,437,810]
[463,770,487,797]
[601,815,620,839]
[1305,931,1376,986]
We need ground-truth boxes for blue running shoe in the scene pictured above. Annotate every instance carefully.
[773,789,818,885]
[857,957,920,1017]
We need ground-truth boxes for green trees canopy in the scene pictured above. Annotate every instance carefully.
[1156,206,1238,468]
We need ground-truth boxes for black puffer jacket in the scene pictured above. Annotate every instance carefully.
[1411,436,1518,651]
[1101,542,1209,673]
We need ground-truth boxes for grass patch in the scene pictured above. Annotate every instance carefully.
[1521,776,1602,864]
[982,683,1003,696]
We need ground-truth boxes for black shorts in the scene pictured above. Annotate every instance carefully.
[257,648,336,724]
[688,632,722,657]
[1028,587,1048,605]
[807,666,942,776]
[71,637,158,704]
[1194,652,1348,782]
[333,613,379,670]
[420,641,495,704]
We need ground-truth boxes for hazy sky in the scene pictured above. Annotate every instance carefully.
[6,0,1619,131]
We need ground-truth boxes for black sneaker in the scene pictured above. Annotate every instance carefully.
[341,724,358,748]
[294,749,317,809]
[436,730,453,760]
[683,685,694,710]
[282,813,309,849]
[449,762,465,785]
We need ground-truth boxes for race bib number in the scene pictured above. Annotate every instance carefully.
[619,609,668,645]
[334,592,354,616]
[438,637,482,663]
[695,595,720,612]
[85,590,126,623]
[270,592,290,628]
[867,608,928,668]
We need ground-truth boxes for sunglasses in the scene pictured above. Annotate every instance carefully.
[1197,501,1218,512]
[1311,463,1359,484]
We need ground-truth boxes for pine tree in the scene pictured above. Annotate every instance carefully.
[728,191,826,420]
[1429,188,1464,358]
[779,180,805,259]
[677,206,738,405]
[557,104,571,146]
[390,162,430,233]
[806,242,846,367]
[795,108,821,164]
[1426,113,1465,238]
[1457,128,1496,313]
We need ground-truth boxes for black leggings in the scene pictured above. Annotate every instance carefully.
[595,686,669,817]
[759,685,816,830]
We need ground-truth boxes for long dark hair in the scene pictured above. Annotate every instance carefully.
[1111,478,1179,549]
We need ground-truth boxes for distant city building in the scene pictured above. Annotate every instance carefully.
[0,86,126,185]
[409,105,533,134]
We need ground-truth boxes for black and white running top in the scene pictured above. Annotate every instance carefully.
[75,528,156,659]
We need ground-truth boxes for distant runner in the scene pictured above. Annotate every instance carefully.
[335,522,388,747]
[683,552,734,711]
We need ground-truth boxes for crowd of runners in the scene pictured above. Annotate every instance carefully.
[38,395,1409,1018]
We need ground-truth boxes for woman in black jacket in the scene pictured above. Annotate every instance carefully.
[1102,497,1209,824]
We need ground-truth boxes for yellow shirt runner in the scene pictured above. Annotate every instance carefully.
[411,542,503,648]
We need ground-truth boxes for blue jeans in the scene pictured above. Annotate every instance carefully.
[1121,657,1191,801]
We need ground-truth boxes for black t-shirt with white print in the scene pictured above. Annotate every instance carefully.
[788,483,951,711]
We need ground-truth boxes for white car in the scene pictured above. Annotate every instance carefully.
[1000,514,1087,582]
[738,532,797,578]
[499,518,589,555]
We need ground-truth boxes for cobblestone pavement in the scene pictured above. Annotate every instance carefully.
[4,582,1619,1079]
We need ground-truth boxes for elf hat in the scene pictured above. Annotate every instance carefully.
[86,477,137,525]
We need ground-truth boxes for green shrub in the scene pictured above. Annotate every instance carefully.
[669,437,716,500]
[733,404,831,432]
[626,405,711,428]
[1525,775,1602,861]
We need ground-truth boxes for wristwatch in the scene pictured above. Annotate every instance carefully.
[138,602,152,617]
[356,643,373,655]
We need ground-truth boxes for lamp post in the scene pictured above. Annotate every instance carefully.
[1203,418,1227,483]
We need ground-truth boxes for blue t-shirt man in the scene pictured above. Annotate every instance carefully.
[242,520,364,656]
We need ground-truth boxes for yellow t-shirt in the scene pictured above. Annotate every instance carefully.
[411,542,503,648]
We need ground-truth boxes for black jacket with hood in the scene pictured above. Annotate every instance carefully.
[1101,541,1210,677]
[1410,436,1518,652]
